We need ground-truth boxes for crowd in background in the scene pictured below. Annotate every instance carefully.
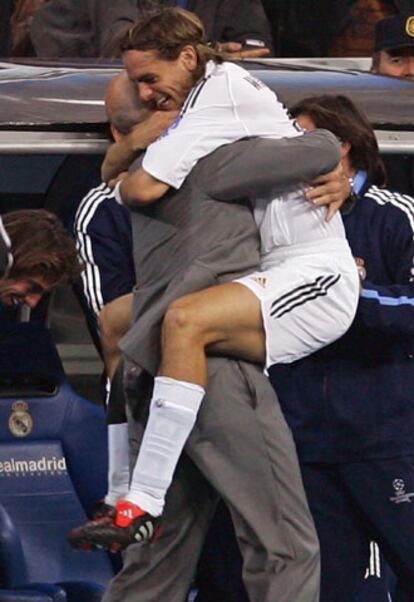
[0,0,413,59]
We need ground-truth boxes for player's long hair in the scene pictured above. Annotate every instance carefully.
[120,7,223,82]
[290,94,387,187]
[3,210,82,286]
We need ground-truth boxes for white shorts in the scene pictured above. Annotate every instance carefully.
[234,240,360,368]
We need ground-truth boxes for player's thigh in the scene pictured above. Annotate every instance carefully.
[170,281,264,342]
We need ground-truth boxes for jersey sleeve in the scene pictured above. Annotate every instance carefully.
[142,103,249,189]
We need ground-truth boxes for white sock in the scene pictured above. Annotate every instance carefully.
[104,422,130,507]
[126,376,205,516]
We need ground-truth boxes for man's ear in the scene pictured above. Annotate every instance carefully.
[341,140,351,159]
[180,44,198,72]
[111,124,122,143]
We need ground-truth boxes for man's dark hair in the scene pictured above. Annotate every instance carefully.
[120,7,223,81]
[3,209,82,285]
[290,94,387,187]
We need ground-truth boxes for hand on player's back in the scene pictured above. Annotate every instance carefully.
[305,162,351,222]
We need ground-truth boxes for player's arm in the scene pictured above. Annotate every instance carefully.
[116,103,251,207]
[102,111,178,183]
[114,168,169,207]
[199,129,342,200]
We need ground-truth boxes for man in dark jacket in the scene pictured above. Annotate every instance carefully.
[271,93,414,602]
[30,0,273,58]
[371,13,414,196]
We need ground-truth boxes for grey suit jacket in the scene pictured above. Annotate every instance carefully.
[120,130,341,376]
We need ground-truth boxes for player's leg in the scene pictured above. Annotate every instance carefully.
[77,282,265,547]
[68,362,131,551]
[160,281,266,385]
[99,292,133,379]
[123,282,264,517]
[102,361,220,602]
[99,297,133,506]
[117,259,357,527]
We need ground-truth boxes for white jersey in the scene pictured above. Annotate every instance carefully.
[143,60,347,256]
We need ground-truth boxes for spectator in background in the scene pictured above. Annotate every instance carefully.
[30,0,273,59]
[0,0,14,56]
[328,0,409,57]
[371,14,414,79]
[270,93,414,602]
[10,0,49,56]
[371,13,414,196]
[0,210,81,308]
[262,0,413,57]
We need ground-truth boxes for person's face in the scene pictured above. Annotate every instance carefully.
[0,276,50,308]
[377,47,414,79]
[123,47,197,111]
[296,112,351,164]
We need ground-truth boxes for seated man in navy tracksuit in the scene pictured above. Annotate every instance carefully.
[270,94,414,602]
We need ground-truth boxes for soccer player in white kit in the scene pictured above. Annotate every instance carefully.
[79,7,360,547]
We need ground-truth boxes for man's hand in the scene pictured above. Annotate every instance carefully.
[219,41,270,59]
[305,163,351,222]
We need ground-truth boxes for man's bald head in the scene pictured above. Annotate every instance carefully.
[105,71,150,136]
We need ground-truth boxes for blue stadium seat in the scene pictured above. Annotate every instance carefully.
[0,322,114,601]
[0,592,56,602]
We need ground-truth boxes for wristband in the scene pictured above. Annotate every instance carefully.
[114,180,124,206]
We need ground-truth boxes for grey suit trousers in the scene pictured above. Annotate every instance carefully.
[103,357,320,602]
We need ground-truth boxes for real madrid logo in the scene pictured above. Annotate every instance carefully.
[406,16,414,37]
[8,400,33,438]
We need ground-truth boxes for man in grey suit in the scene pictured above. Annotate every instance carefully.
[98,124,344,602]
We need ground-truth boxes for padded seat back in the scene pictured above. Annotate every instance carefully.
[0,441,112,585]
[0,323,113,589]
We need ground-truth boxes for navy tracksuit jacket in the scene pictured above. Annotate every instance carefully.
[270,177,414,601]
[270,179,414,463]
